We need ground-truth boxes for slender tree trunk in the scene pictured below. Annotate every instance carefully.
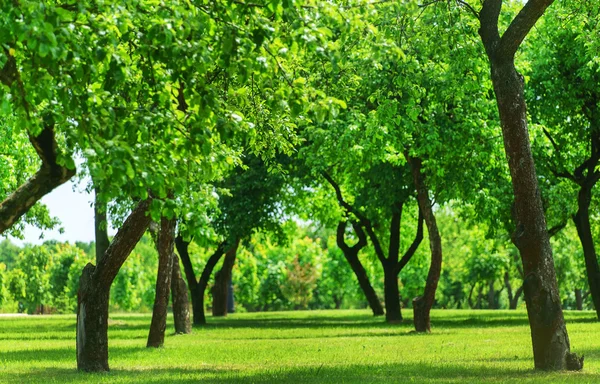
[94,186,110,264]
[384,266,402,323]
[476,285,483,310]
[212,239,240,317]
[409,156,442,333]
[147,217,176,347]
[488,280,496,309]
[572,187,600,319]
[336,221,384,316]
[77,199,152,371]
[346,253,384,316]
[505,271,524,310]
[575,289,583,311]
[176,235,223,325]
[171,252,191,334]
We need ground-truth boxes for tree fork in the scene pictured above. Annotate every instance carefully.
[77,199,152,372]
[478,0,582,370]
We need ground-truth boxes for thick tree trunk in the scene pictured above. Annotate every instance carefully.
[147,216,177,347]
[94,187,110,264]
[384,267,402,323]
[480,12,578,367]
[572,187,600,319]
[212,239,240,317]
[171,252,191,334]
[409,156,442,333]
[77,199,152,371]
[336,221,384,316]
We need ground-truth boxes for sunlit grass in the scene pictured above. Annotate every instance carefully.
[0,309,598,383]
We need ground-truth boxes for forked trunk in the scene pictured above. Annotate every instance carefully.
[76,199,152,371]
[147,216,177,347]
[171,252,191,334]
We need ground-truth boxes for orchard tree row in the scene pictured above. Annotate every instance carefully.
[0,0,597,373]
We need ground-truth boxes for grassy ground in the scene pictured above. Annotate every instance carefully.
[0,309,599,383]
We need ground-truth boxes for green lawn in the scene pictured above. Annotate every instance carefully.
[0,309,599,383]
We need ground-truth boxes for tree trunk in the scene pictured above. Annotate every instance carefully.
[147,217,177,348]
[479,11,578,366]
[77,199,152,371]
[409,156,442,333]
[575,289,583,311]
[346,253,384,316]
[572,186,600,319]
[212,239,240,317]
[336,221,384,316]
[384,267,402,323]
[171,252,191,334]
[488,280,496,309]
[182,242,226,325]
[94,186,110,264]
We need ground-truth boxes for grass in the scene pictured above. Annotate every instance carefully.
[0,309,599,383]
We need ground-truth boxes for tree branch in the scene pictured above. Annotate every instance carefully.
[497,0,557,59]
[395,209,424,275]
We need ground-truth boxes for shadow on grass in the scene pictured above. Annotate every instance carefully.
[4,361,597,384]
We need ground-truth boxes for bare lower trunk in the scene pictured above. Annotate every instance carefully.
[77,199,152,371]
[572,187,600,319]
[171,252,191,334]
[384,267,402,323]
[212,239,240,317]
[409,156,442,333]
[77,264,109,372]
[147,217,177,348]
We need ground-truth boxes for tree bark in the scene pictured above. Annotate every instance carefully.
[572,186,600,319]
[212,239,240,317]
[479,0,581,370]
[94,186,110,264]
[336,221,384,316]
[176,236,227,325]
[0,124,75,235]
[171,252,191,334]
[147,216,177,348]
[408,156,442,333]
[77,199,152,371]
[383,266,402,323]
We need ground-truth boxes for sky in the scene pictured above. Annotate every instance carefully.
[4,178,102,246]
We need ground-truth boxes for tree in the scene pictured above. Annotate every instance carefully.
[525,0,600,320]
[475,0,582,370]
